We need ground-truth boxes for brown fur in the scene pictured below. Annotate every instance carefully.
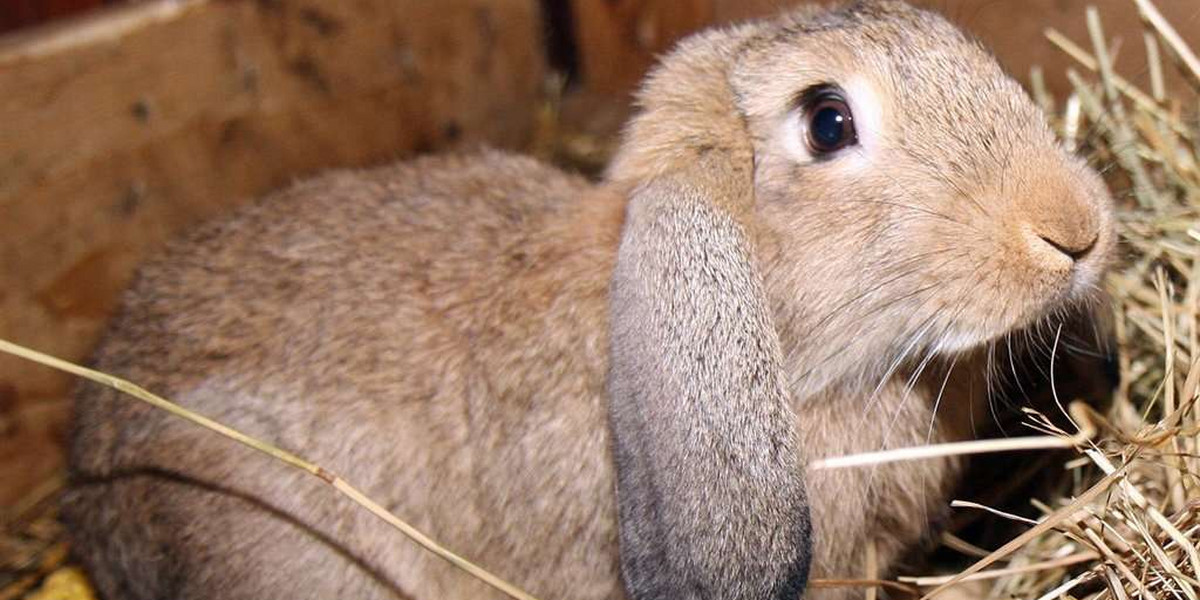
[64,2,1115,599]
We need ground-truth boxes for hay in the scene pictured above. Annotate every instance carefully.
[0,477,70,600]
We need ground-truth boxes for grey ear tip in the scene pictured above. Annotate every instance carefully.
[773,503,814,600]
[776,550,813,600]
[616,510,815,600]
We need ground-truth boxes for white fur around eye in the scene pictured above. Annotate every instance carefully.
[779,77,883,171]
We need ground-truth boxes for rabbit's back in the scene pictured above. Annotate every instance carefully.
[65,151,629,600]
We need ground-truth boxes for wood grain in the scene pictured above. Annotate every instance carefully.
[0,0,543,506]
[568,0,1200,100]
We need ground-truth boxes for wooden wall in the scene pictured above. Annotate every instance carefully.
[0,0,113,34]
[568,0,1200,101]
[0,0,543,505]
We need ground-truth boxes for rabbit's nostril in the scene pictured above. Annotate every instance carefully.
[1038,233,1097,262]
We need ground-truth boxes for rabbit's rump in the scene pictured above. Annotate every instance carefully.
[64,152,953,600]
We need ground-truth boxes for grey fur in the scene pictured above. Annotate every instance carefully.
[609,162,811,600]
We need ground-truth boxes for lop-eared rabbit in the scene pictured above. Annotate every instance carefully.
[65,1,1114,599]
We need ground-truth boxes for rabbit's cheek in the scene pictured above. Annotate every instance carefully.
[933,328,993,355]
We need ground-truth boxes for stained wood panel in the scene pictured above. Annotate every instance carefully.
[568,0,713,95]
[569,0,1200,100]
[0,0,543,505]
[0,0,109,34]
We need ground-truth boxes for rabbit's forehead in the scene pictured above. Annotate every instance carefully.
[741,25,1024,113]
[878,45,1053,173]
[736,26,1049,168]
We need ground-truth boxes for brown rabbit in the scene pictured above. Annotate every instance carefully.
[64,2,1115,599]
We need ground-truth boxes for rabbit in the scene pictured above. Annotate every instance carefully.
[62,1,1116,599]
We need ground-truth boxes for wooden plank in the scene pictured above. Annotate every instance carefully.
[569,0,1200,101]
[568,0,712,95]
[0,0,109,35]
[0,0,543,504]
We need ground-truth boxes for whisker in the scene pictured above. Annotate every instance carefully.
[865,342,938,504]
[860,315,938,421]
[1049,320,1082,432]
[923,354,959,531]
[830,198,972,229]
[864,296,970,508]
[928,357,959,446]
[1006,331,1030,400]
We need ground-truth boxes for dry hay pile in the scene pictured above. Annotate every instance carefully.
[904,2,1200,600]
[2,1,1200,599]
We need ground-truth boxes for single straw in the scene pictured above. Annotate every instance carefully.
[812,402,1095,470]
[0,338,542,600]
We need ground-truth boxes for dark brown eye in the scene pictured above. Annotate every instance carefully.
[805,92,858,155]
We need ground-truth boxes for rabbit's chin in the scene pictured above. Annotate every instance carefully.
[929,320,1041,359]
[934,288,1103,358]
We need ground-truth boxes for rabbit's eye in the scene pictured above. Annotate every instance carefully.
[805,93,858,155]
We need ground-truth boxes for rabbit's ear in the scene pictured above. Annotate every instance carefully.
[607,149,812,600]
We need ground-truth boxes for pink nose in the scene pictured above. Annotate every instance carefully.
[1034,226,1097,262]
[1015,179,1102,270]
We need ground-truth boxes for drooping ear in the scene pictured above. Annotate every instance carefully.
[607,144,812,600]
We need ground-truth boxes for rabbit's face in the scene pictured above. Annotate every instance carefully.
[736,3,1115,391]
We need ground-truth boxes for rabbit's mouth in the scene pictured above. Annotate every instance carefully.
[927,182,1116,358]
[932,257,1111,359]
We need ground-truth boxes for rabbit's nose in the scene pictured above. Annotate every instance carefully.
[1037,229,1097,261]
[1021,207,1100,268]
[1007,159,1107,271]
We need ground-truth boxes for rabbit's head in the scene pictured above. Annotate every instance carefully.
[609,0,1114,396]
[605,3,1114,600]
